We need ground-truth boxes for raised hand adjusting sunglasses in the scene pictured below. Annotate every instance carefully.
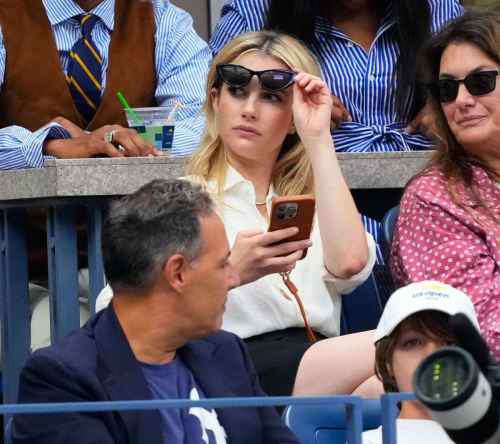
[427,70,500,103]
[216,63,297,92]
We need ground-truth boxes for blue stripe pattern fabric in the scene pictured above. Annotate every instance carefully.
[67,14,103,124]
[362,214,383,265]
[210,0,463,153]
[0,0,211,169]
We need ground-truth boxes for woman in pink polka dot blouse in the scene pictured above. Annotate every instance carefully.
[391,9,500,358]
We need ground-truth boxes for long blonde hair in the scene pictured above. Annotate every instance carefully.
[186,31,321,198]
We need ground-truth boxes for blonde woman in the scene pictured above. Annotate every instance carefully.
[186,30,379,398]
[97,31,379,398]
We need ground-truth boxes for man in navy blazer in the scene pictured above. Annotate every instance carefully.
[13,179,300,444]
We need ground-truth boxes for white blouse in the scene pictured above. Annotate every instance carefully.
[96,166,376,339]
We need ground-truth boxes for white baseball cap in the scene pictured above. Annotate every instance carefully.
[373,281,480,343]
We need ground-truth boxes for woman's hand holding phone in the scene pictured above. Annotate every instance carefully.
[229,227,313,286]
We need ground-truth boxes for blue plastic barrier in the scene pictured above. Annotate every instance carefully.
[1,394,416,444]
[381,393,416,444]
[283,398,381,444]
[0,199,109,405]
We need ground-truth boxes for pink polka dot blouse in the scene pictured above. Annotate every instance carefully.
[391,165,500,357]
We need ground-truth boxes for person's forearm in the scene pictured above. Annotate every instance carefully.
[42,138,68,158]
[308,136,369,278]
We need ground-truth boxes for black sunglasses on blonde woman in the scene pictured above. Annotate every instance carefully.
[216,63,297,92]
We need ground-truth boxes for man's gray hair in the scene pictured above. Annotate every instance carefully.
[101,179,214,295]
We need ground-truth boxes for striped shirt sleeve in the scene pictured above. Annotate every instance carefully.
[209,0,268,56]
[154,1,212,156]
[430,0,464,33]
[0,27,73,169]
[209,2,249,56]
[0,124,71,170]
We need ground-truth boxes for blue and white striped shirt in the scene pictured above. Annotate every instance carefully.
[0,0,212,169]
[210,0,463,153]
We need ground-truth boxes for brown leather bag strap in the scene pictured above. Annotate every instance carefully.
[280,272,317,343]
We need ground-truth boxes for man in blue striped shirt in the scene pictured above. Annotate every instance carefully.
[0,0,212,170]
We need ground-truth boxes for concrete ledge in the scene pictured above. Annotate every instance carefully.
[0,152,432,202]
[336,151,431,189]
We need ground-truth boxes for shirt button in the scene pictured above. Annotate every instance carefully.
[369,75,375,82]
[347,41,354,48]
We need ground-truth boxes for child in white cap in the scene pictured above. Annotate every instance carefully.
[362,280,480,444]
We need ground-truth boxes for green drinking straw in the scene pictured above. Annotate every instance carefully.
[116,92,141,125]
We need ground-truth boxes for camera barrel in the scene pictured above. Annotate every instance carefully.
[450,313,494,371]
[415,347,500,444]
[446,405,500,444]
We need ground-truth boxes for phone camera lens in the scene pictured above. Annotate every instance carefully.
[277,213,285,220]
[287,208,297,216]
[278,204,287,212]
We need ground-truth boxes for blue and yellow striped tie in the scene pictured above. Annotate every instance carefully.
[66,14,102,125]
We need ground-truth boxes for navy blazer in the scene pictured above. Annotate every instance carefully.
[13,304,299,444]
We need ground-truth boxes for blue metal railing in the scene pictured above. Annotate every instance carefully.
[2,393,417,444]
[382,393,417,444]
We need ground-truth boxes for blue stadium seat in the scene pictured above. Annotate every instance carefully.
[380,206,400,262]
[5,417,12,444]
[283,398,381,444]
[340,272,384,335]
[340,208,402,335]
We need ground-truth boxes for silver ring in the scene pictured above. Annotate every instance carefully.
[104,130,118,143]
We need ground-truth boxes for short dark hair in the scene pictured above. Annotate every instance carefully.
[101,179,214,295]
[375,311,456,393]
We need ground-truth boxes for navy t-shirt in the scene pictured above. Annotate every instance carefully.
[140,356,227,444]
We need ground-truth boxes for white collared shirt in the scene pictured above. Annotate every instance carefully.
[212,166,376,338]
[96,166,376,339]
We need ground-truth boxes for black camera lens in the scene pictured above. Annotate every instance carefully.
[287,208,297,216]
[416,350,470,403]
[277,213,285,220]
[278,204,287,212]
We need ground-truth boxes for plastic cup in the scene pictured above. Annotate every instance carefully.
[124,107,178,154]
